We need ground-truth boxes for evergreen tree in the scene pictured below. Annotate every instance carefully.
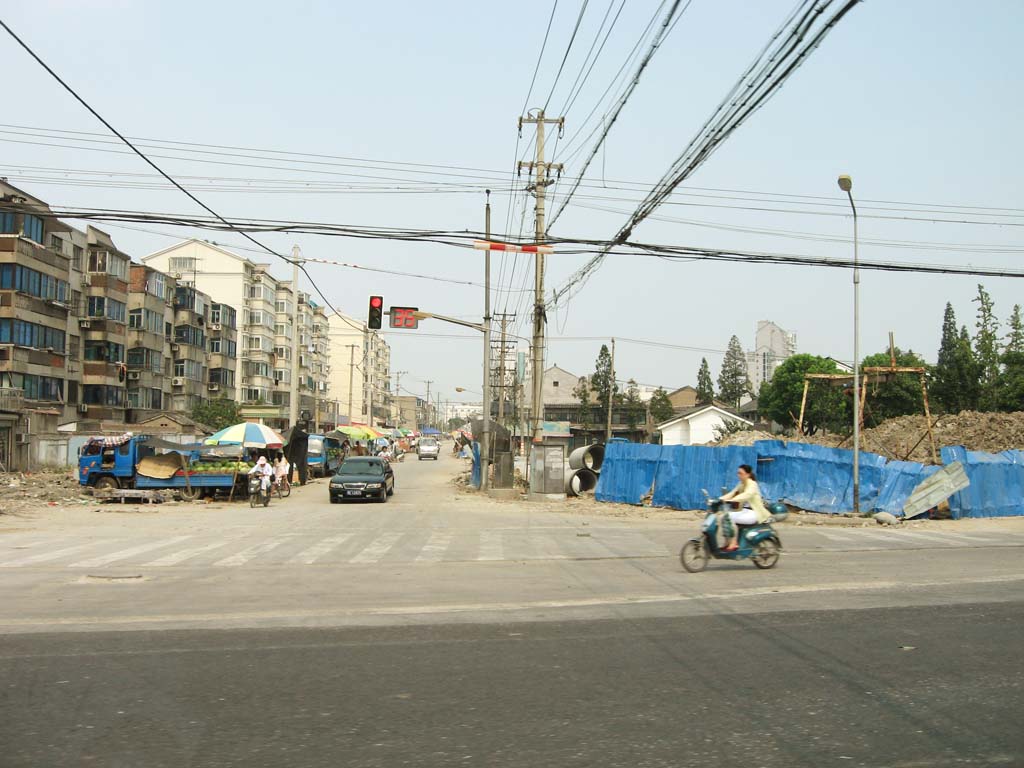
[591,345,617,427]
[696,358,714,404]
[1005,304,1024,355]
[716,335,749,409]
[931,303,981,413]
[997,351,1024,412]
[973,284,1002,410]
[648,387,675,424]
[621,380,645,430]
[572,375,591,427]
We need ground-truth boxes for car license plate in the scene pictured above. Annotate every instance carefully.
[346,490,361,496]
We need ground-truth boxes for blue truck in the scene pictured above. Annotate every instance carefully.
[78,434,250,500]
[307,433,344,477]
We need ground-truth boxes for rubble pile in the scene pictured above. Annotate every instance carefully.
[1,469,85,514]
[711,430,776,447]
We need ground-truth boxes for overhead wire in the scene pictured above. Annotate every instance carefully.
[542,0,591,111]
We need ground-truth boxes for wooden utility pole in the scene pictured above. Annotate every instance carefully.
[518,110,563,445]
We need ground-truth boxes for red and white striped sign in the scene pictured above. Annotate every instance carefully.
[473,240,554,254]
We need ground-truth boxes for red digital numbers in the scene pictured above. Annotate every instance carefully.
[389,307,418,329]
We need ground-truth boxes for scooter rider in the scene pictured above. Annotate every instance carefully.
[719,464,772,551]
[248,455,274,494]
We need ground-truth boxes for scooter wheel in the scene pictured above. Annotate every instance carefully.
[680,539,709,573]
[752,538,781,569]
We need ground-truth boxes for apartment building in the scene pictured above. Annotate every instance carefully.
[126,264,173,420]
[326,310,391,428]
[170,284,211,413]
[746,320,798,394]
[207,302,238,401]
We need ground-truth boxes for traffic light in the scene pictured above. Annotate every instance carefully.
[368,295,383,329]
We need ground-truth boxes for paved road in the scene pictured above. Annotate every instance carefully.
[2,602,1022,767]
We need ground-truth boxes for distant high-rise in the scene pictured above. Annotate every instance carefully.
[746,321,797,394]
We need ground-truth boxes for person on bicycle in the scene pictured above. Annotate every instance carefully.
[719,464,771,551]
[274,455,291,492]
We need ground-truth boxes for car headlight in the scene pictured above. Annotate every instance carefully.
[366,483,382,489]
[330,480,344,487]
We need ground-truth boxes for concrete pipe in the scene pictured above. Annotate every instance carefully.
[564,467,599,497]
[568,444,606,472]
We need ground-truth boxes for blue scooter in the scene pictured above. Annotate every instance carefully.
[680,494,785,572]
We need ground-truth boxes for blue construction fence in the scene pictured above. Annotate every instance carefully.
[594,440,1024,518]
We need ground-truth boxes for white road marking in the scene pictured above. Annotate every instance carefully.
[143,539,238,567]
[415,532,453,563]
[213,538,289,567]
[70,537,192,568]
[477,531,504,561]
[289,534,355,564]
[349,532,404,563]
[886,529,971,547]
[0,541,103,568]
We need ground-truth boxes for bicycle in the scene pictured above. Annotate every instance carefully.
[274,475,291,499]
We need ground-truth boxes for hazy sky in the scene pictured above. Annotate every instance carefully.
[3,1,1022,405]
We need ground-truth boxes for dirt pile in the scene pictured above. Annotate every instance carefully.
[1,469,87,515]
[712,430,776,447]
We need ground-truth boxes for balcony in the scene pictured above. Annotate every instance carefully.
[0,386,24,413]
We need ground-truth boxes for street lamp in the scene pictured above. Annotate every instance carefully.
[838,174,860,514]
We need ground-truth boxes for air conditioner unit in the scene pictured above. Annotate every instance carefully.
[78,403,89,414]
[78,319,91,329]
[127,371,141,381]
[172,377,185,387]
[174,272,183,280]
[208,383,220,392]
[81,274,91,286]
[252,274,263,283]
[15,433,29,444]
[210,323,222,331]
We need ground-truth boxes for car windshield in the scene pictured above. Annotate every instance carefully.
[420,438,438,446]
[308,437,324,455]
[338,461,383,476]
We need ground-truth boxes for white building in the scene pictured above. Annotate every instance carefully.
[657,405,753,446]
[746,320,797,394]
[326,310,391,428]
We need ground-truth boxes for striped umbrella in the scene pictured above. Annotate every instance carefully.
[204,422,285,449]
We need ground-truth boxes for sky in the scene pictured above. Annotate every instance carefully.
[3,1,1023,406]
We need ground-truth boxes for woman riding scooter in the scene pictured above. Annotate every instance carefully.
[719,464,772,551]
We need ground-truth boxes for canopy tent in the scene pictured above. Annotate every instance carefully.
[329,425,379,441]
[420,427,441,436]
[204,422,285,449]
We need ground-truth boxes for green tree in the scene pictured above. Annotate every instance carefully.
[931,303,980,413]
[591,345,617,428]
[997,351,1024,412]
[621,379,644,430]
[717,335,749,408]
[1004,304,1024,354]
[648,387,675,424]
[860,348,926,424]
[973,284,1002,410]
[759,354,846,435]
[191,397,242,432]
[572,374,592,428]
[696,358,714,405]
[447,417,467,431]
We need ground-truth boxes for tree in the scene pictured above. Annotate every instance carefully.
[591,345,617,427]
[1005,304,1024,355]
[931,303,981,413]
[192,397,242,432]
[759,354,846,435]
[973,284,1002,410]
[997,351,1024,412]
[860,348,926,425]
[572,374,592,428]
[621,379,644,430]
[696,358,714,405]
[447,417,467,431]
[648,387,675,424]
[717,335,749,409]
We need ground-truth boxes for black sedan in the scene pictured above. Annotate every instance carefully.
[329,457,395,503]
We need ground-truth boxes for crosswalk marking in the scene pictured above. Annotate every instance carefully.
[213,538,289,567]
[886,529,971,547]
[290,534,355,564]
[415,532,453,562]
[70,536,192,568]
[144,539,238,567]
[0,541,103,568]
[478,531,504,561]
[349,532,404,563]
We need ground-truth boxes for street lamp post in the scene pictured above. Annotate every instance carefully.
[838,174,860,515]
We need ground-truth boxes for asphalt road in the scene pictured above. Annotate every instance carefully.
[2,451,1023,766]
[2,602,1022,768]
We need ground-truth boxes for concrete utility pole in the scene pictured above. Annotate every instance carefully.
[481,192,492,491]
[423,380,433,430]
[605,337,616,444]
[289,245,302,429]
[345,344,358,425]
[494,313,514,424]
[518,109,563,446]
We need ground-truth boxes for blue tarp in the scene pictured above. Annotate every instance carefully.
[651,445,757,510]
[941,446,1024,518]
[594,443,666,504]
[874,460,940,516]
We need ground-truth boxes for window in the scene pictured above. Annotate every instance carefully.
[49,234,63,253]
[146,271,167,299]
[275,346,291,360]
[83,340,124,362]
[210,368,235,388]
[71,245,83,271]
[127,347,162,373]
[552,380,559,387]
[22,214,43,244]
[17,373,64,402]
[86,296,126,322]
[0,212,16,234]
[83,385,123,406]
[168,257,197,273]
[243,387,268,403]
[174,325,205,348]
[173,359,205,381]
[274,369,290,384]
[0,264,69,302]
[210,304,236,329]
[0,319,66,352]
[248,285,264,300]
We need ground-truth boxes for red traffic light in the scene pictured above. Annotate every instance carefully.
[370,296,383,309]
[368,295,384,329]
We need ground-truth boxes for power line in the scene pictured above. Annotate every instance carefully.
[543,0,591,111]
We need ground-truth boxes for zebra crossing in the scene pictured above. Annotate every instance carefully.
[0,526,1020,570]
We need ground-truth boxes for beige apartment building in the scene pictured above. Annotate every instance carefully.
[326,310,392,428]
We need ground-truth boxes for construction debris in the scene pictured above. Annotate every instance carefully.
[1,469,87,515]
